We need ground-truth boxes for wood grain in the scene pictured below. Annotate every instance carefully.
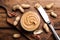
[0,0,60,40]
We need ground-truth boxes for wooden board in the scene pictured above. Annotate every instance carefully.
[0,0,60,40]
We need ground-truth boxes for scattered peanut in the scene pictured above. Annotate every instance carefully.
[16,15,20,21]
[12,4,24,13]
[13,15,20,26]
[13,21,18,26]
[8,12,18,17]
[33,29,43,35]
[45,3,54,9]
[13,34,21,38]
[43,23,50,33]
[21,4,30,8]
[32,34,41,40]
[50,11,57,18]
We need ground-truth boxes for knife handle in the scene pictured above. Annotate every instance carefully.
[49,24,60,40]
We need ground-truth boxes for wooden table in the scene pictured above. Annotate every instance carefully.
[0,0,60,40]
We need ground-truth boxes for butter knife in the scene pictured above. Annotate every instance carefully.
[35,4,60,40]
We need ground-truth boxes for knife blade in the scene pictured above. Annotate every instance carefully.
[35,4,60,40]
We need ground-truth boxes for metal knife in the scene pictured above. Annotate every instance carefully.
[36,4,60,40]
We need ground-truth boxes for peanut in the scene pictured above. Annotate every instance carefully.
[13,15,20,26]
[8,12,18,17]
[33,29,43,35]
[32,34,41,40]
[45,3,54,9]
[50,11,57,18]
[21,4,30,8]
[13,34,21,38]
[12,4,24,13]
[43,23,50,33]
[16,15,20,21]
[13,21,17,26]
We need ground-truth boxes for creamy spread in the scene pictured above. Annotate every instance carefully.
[20,11,40,31]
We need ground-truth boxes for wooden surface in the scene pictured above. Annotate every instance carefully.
[0,0,60,40]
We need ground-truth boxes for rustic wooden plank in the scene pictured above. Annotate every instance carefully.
[0,0,60,40]
[0,29,27,40]
[0,11,10,27]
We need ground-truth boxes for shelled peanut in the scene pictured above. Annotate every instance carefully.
[8,12,18,17]
[32,34,41,40]
[43,23,50,33]
[13,15,20,26]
